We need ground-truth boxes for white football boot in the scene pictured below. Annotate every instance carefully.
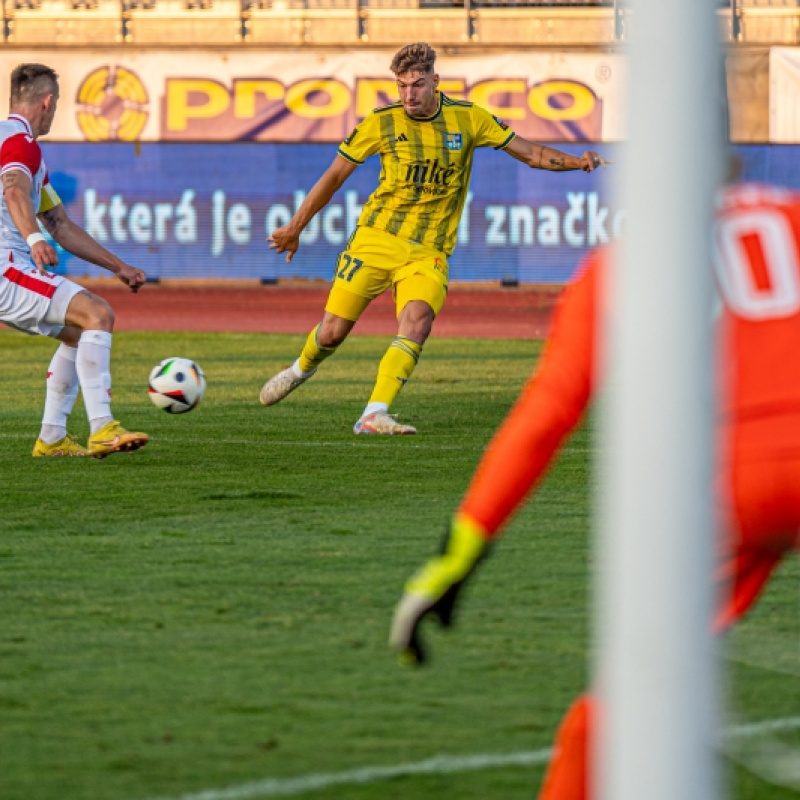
[353,411,417,435]
[259,366,316,406]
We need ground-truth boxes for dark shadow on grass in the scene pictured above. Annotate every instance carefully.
[205,490,301,503]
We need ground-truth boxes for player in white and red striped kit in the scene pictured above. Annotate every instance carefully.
[1,63,148,458]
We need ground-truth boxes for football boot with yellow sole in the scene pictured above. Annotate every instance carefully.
[88,420,149,458]
[32,434,92,457]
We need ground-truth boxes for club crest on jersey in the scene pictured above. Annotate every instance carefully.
[445,133,462,151]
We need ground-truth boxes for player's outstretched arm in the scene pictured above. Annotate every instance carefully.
[3,169,59,272]
[268,155,358,263]
[38,203,146,292]
[504,136,609,173]
[391,254,601,667]
[390,514,491,666]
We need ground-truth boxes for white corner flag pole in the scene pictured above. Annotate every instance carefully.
[597,1,724,799]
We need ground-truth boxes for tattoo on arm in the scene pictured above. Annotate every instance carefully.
[39,208,60,237]
[1,171,20,192]
[3,170,39,227]
[538,146,565,169]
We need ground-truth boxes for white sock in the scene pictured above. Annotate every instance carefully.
[362,401,388,418]
[290,359,319,379]
[39,343,79,444]
[76,330,114,434]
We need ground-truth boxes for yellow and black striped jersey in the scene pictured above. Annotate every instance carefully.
[338,92,515,256]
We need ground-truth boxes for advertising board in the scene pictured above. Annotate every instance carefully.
[44,141,620,284]
[0,50,626,143]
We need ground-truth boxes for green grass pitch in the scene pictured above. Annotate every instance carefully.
[0,329,798,800]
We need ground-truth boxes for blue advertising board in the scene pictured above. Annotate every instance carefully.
[44,141,618,284]
[43,143,799,285]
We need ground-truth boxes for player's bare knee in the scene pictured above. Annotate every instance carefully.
[85,296,115,331]
[65,290,115,332]
[318,318,352,348]
[398,303,434,344]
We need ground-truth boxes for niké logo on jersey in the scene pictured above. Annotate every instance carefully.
[405,158,456,187]
[445,133,462,151]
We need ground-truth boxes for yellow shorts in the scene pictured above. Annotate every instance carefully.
[324,227,449,322]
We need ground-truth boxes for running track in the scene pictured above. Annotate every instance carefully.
[89,284,561,339]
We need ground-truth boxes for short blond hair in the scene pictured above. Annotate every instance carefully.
[390,43,436,76]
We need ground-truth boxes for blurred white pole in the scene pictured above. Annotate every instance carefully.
[597,1,724,799]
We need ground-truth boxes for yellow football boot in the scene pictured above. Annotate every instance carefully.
[88,420,149,459]
[32,434,91,458]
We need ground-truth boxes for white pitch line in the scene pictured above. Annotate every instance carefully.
[136,749,553,800]
[722,716,800,741]
[133,716,800,800]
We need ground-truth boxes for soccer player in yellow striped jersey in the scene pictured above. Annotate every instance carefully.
[337,95,513,256]
[261,42,609,435]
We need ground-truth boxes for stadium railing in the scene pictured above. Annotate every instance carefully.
[726,0,800,44]
[1,0,800,44]
[125,0,243,43]
[5,0,123,43]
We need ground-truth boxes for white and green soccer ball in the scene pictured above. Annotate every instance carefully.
[148,357,206,414]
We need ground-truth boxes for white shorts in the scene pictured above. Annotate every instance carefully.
[0,250,83,337]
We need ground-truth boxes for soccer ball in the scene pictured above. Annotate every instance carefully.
[148,357,206,414]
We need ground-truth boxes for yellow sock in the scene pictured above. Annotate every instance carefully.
[297,324,337,374]
[368,336,422,407]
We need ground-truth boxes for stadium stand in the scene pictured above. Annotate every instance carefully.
[247,0,360,44]
[6,0,122,43]
[0,0,798,45]
[246,0,622,44]
[726,0,800,44]
[472,5,617,44]
[126,0,243,44]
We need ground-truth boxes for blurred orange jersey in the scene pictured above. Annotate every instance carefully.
[455,182,800,800]
[458,246,600,536]
[461,182,800,545]
[713,183,800,625]
[715,183,800,455]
